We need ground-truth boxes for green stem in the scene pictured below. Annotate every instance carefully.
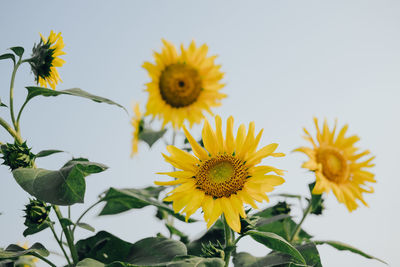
[32,252,57,267]
[16,98,29,129]
[53,205,79,265]
[9,59,21,131]
[49,222,72,267]
[0,117,22,143]
[289,200,313,242]
[72,199,102,234]
[222,215,234,267]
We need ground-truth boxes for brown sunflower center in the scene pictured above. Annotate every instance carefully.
[159,63,202,108]
[316,146,350,183]
[195,154,248,198]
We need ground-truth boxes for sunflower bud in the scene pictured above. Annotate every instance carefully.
[1,141,35,170]
[201,241,225,259]
[239,215,259,235]
[24,199,50,227]
[271,201,291,216]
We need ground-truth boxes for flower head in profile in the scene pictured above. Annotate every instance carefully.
[155,116,285,232]
[295,118,375,211]
[131,103,143,157]
[30,30,66,90]
[143,40,226,129]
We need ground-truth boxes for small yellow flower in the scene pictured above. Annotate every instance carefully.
[30,30,66,90]
[295,118,376,211]
[143,40,226,129]
[155,115,285,233]
[131,103,143,157]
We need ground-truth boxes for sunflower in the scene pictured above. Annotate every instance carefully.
[295,118,375,211]
[131,103,143,157]
[30,30,66,90]
[143,40,226,129]
[155,115,285,232]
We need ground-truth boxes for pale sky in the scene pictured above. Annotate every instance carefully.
[0,1,399,266]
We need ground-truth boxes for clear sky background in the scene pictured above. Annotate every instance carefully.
[0,1,399,266]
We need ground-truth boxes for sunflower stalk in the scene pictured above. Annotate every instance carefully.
[49,221,72,266]
[222,215,235,267]
[289,200,312,242]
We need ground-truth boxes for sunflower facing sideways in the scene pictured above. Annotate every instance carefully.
[130,103,143,157]
[30,30,66,90]
[155,116,285,233]
[295,118,375,211]
[143,40,226,129]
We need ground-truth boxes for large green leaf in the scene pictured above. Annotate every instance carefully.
[25,86,126,111]
[76,231,187,265]
[233,242,321,267]
[99,187,196,223]
[315,240,387,264]
[127,237,187,265]
[0,243,49,259]
[13,158,108,205]
[246,230,306,265]
[77,256,224,267]
[76,231,133,264]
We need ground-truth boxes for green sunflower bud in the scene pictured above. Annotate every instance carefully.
[201,240,225,259]
[239,214,259,235]
[271,201,291,216]
[24,199,50,227]
[1,141,35,170]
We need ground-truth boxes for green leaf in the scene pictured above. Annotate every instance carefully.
[35,149,64,158]
[138,128,167,148]
[308,183,324,215]
[76,222,95,232]
[0,243,49,259]
[76,231,187,265]
[9,46,24,57]
[13,158,108,205]
[60,218,74,227]
[0,53,15,64]
[76,231,133,264]
[127,237,187,265]
[233,242,321,267]
[23,220,51,237]
[99,187,196,223]
[246,230,306,265]
[167,255,224,267]
[315,240,387,264]
[25,86,127,112]
[77,258,105,267]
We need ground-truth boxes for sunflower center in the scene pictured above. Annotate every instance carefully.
[159,63,202,108]
[195,154,248,198]
[316,146,350,183]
